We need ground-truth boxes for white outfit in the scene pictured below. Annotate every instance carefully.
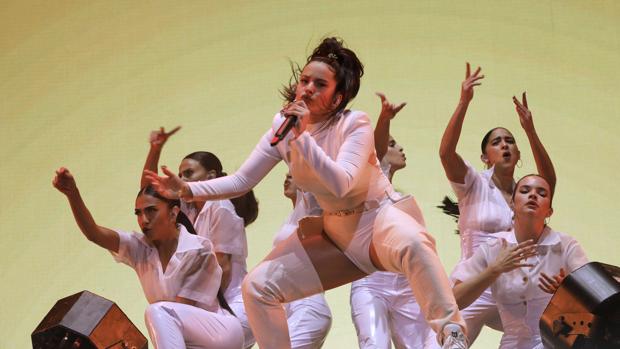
[182,200,254,348]
[350,179,434,349]
[351,272,436,349]
[452,227,588,349]
[274,191,332,349]
[448,162,513,342]
[111,226,243,349]
[187,111,465,348]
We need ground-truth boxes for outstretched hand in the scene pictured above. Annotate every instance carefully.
[489,239,538,275]
[538,268,566,294]
[513,92,535,133]
[376,92,406,121]
[149,126,181,148]
[53,167,78,196]
[143,166,186,199]
[460,62,484,104]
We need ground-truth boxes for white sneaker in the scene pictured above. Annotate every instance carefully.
[441,324,468,349]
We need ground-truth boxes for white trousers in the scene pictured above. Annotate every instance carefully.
[460,288,503,344]
[241,202,465,349]
[144,301,244,349]
[229,295,256,349]
[350,272,435,349]
[231,293,331,349]
[285,294,332,349]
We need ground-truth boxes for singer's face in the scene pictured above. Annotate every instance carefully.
[297,61,338,120]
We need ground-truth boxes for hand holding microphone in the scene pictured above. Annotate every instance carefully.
[270,98,310,146]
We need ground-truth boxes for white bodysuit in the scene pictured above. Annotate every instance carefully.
[187,111,464,348]
[274,191,332,349]
[452,227,588,349]
[349,170,435,349]
[111,225,243,349]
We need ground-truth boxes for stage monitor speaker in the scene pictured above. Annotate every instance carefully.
[540,262,620,348]
[32,290,148,349]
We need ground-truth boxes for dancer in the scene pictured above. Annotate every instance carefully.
[146,37,467,349]
[452,174,588,348]
[350,93,434,349]
[271,173,332,349]
[142,127,258,348]
[53,167,243,349]
[439,63,556,344]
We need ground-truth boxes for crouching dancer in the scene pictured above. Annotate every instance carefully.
[53,167,243,349]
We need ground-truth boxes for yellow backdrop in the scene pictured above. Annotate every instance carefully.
[1,1,619,347]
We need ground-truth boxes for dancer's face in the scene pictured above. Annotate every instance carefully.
[384,136,406,172]
[283,173,297,200]
[481,128,520,170]
[296,61,341,121]
[135,194,178,242]
[512,175,553,222]
[178,158,214,182]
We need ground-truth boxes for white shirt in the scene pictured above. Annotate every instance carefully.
[452,227,588,349]
[450,162,514,260]
[182,200,248,302]
[187,111,392,213]
[111,226,223,312]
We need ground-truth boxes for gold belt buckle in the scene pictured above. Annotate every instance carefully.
[326,206,364,217]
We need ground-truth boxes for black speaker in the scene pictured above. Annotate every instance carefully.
[540,262,620,348]
[32,290,148,349]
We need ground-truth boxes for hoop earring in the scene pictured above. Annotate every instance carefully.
[516,159,523,168]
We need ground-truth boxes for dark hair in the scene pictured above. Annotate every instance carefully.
[137,185,196,234]
[480,127,514,154]
[437,195,461,235]
[512,174,554,207]
[184,151,259,227]
[281,37,364,116]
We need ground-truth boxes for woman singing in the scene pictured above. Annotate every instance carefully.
[147,37,467,349]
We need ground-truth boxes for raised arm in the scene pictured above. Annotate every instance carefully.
[140,126,181,188]
[145,127,282,202]
[513,93,557,192]
[53,167,120,252]
[453,239,537,309]
[374,92,406,161]
[439,63,484,184]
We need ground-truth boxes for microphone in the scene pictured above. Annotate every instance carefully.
[270,97,306,146]
[270,114,297,146]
